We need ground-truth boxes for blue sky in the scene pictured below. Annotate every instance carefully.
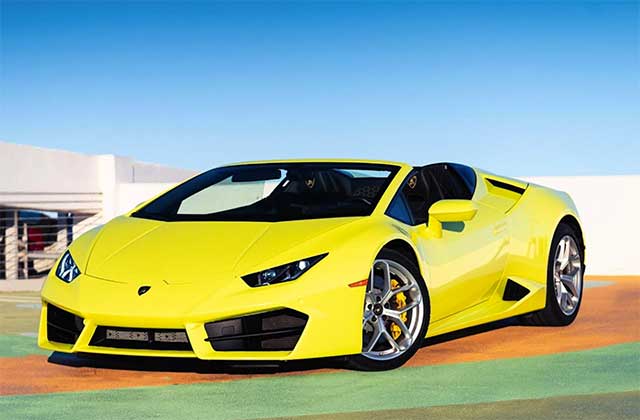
[0,1,638,176]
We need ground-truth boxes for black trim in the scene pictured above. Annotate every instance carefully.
[90,326,193,351]
[486,178,526,195]
[205,309,308,351]
[385,169,421,226]
[205,327,304,343]
[448,163,477,197]
[385,192,413,225]
[47,304,84,345]
[241,253,328,288]
[503,279,530,301]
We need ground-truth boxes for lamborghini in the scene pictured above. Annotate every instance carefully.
[39,160,585,370]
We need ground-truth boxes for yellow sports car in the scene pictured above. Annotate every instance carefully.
[39,160,585,370]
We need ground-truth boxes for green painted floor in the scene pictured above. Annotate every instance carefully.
[0,334,48,357]
[0,292,40,336]
[2,343,639,420]
[272,391,640,420]
[0,292,45,358]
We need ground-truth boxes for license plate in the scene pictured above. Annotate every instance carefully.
[154,331,188,343]
[106,329,148,341]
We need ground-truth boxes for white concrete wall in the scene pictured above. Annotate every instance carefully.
[97,156,195,221]
[0,141,195,216]
[523,175,640,276]
[115,183,177,215]
[0,141,100,193]
[132,161,196,183]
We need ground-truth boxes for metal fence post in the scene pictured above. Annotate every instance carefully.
[4,210,18,280]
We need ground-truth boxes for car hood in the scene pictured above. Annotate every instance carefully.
[84,215,359,285]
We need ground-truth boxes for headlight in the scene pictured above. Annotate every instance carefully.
[242,254,328,287]
[55,251,81,283]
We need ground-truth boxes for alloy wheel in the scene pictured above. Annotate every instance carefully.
[361,259,425,361]
[553,235,582,316]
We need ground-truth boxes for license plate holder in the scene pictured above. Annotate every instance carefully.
[106,329,149,341]
[154,331,188,343]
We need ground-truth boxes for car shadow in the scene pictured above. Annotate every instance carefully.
[421,316,519,347]
[48,316,522,374]
[47,351,344,374]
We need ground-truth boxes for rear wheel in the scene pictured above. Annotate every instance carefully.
[522,223,584,326]
[346,249,430,371]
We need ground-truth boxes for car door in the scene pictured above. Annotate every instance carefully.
[413,164,510,322]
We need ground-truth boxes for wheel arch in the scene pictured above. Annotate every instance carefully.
[375,238,430,287]
[520,184,586,270]
[380,239,420,267]
[558,214,584,245]
[556,213,586,264]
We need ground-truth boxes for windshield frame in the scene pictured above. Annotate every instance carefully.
[131,162,401,223]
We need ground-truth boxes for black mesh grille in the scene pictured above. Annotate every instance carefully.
[47,304,84,345]
[205,309,308,351]
[89,326,193,351]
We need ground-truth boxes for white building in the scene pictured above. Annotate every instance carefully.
[0,141,195,284]
[0,140,637,289]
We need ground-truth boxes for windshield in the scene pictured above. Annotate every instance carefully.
[132,163,399,222]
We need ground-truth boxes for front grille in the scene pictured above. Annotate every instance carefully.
[47,304,84,344]
[90,326,193,351]
[205,309,308,351]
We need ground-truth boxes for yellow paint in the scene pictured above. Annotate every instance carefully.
[427,199,478,238]
[39,160,583,360]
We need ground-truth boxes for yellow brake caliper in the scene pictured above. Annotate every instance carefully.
[389,279,408,340]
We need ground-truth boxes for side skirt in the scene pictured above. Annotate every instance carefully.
[426,276,545,338]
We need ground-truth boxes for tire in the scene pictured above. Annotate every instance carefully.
[346,249,430,371]
[521,223,584,326]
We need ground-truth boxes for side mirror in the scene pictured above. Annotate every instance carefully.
[427,199,477,238]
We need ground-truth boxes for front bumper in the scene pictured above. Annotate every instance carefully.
[38,270,366,361]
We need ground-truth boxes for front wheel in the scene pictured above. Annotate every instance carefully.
[522,223,584,326]
[346,249,430,371]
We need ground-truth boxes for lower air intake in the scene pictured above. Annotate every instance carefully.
[47,304,84,345]
[205,309,308,351]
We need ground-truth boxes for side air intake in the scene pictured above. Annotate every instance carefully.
[486,178,526,195]
[479,172,529,213]
[503,279,530,301]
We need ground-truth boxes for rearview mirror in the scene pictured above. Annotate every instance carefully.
[231,168,282,183]
[427,199,477,238]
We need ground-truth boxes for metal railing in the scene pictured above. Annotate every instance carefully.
[0,208,103,280]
